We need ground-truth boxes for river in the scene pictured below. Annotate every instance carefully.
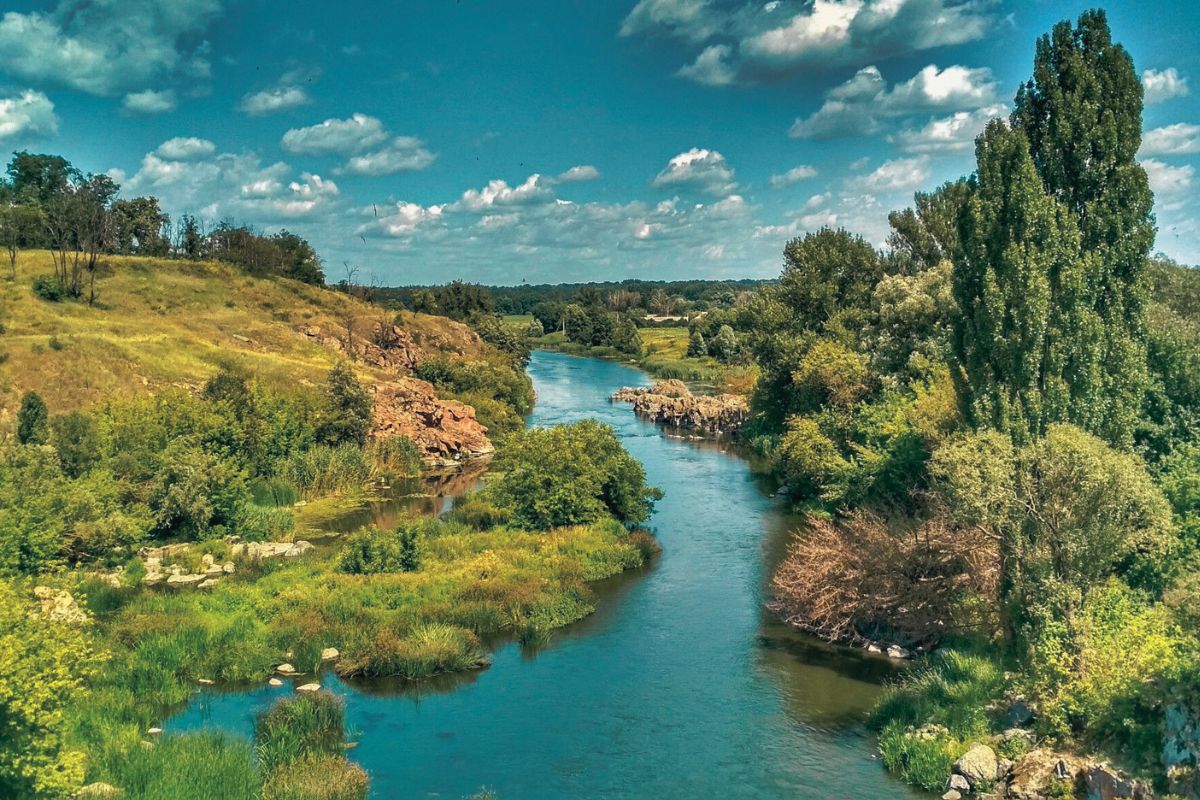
[170,350,918,799]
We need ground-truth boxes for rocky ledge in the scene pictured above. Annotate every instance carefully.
[371,377,493,465]
[612,379,749,434]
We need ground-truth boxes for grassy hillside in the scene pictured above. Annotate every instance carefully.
[0,251,484,421]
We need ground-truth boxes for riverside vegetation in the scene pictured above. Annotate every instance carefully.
[0,153,660,799]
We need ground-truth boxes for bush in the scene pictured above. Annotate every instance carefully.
[776,416,849,503]
[338,521,425,574]
[16,391,49,445]
[148,447,250,541]
[487,420,661,529]
[32,275,65,302]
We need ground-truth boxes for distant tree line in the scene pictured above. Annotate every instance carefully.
[0,151,324,304]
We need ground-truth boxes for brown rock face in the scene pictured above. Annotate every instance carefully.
[612,380,749,434]
[372,378,494,465]
[301,323,423,372]
[1005,750,1085,800]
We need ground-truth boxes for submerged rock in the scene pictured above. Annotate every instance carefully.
[611,381,749,434]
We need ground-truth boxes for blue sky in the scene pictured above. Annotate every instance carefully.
[0,0,1197,284]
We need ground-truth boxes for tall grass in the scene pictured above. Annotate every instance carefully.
[255,693,347,771]
[368,436,422,479]
[250,478,300,507]
[281,445,373,499]
[99,732,261,800]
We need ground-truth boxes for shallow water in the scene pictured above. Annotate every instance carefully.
[170,351,917,799]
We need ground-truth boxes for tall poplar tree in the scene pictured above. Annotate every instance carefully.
[1011,9,1154,447]
[954,10,1153,447]
[952,121,1082,443]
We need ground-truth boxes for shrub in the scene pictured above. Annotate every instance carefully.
[338,522,425,574]
[776,416,848,503]
[52,410,102,478]
[316,363,372,448]
[487,420,661,529]
[148,447,250,541]
[16,391,49,445]
[32,275,65,302]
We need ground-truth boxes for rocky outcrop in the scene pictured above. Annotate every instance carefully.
[300,323,423,372]
[1083,763,1155,799]
[372,378,493,465]
[612,381,749,434]
[1005,750,1085,800]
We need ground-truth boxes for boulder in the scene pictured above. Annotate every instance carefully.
[954,743,999,788]
[276,663,297,675]
[76,783,123,798]
[947,774,971,792]
[942,792,962,800]
[320,647,340,661]
[296,683,321,693]
[1084,763,1154,799]
[201,554,215,568]
[285,541,314,558]
[196,678,214,686]
[887,644,911,659]
[1007,699,1036,727]
[197,578,219,589]
[268,677,284,687]
[222,562,236,574]
[166,573,205,587]
[1006,750,1085,800]
[146,727,163,736]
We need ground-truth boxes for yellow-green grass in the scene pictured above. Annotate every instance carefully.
[501,314,534,328]
[0,251,484,419]
[638,326,690,359]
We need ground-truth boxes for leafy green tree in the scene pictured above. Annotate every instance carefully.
[317,362,373,447]
[111,196,170,255]
[951,120,1083,443]
[0,204,44,280]
[16,391,49,445]
[488,420,661,529]
[1011,9,1154,447]
[610,315,642,356]
[51,410,101,478]
[6,151,76,208]
[148,447,249,540]
[778,228,882,334]
[0,578,102,799]
[707,324,739,363]
[886,179,971,274]
[686,328,706,358]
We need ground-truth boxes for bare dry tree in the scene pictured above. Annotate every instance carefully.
[771,511,999,646]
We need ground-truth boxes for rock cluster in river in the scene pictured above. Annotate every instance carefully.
[611,380,749,434]
[371,377,494,465]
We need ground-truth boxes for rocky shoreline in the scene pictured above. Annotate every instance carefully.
[611,379,748,434]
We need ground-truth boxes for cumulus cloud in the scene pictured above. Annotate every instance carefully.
[0,89,58,143]
[556,165,601,183]
[790,64,998,139]
[1141,123,1200,156]
[1143,68,1189,105]
[281,113,388,155]
[154,137,216,160]
[458,174,554,211]
[850,156,930,191]
[122,89,177,115]
[769,164,818,188]
[239,86,311,116]
[120,145,340,222]
[1143,158,1194,200]
[623,0,997,85]
[338,137,436,176]
[893,103,1007,153]
[652,148,737,195]
[0,0,221,96]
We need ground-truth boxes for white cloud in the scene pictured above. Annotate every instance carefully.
[677,44,737,86]
[769,164,818,188]
[893,103,1007,153]
[121,146,340,222]
[0,0,221,96]
[0,89,58,143]
[1141,123,1200,156]
[790,63,997,139]
[652,148,737,195]
[557,165,601,183]
[458,174,554,211]
[239,85,311,116]
[624,0,997,85]
[154,137,216,160]
[281,113,388,155]
[1143,68,1189,105]
[338,137,436,176]
[851,156,930,191]
[122,89,177,115]
[1142,157,1190,209]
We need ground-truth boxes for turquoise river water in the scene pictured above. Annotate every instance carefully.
[169,350,919,799]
